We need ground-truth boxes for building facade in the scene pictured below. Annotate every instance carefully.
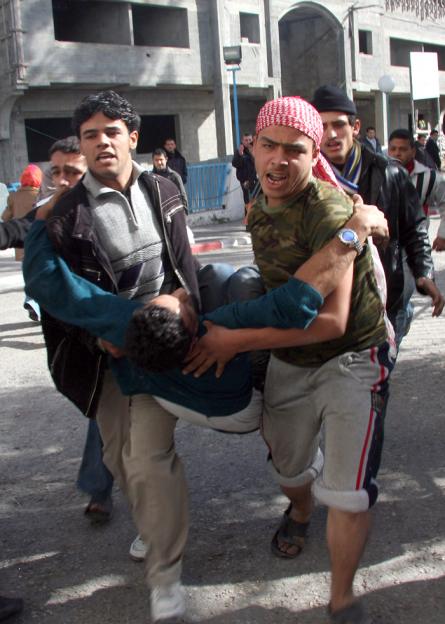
[0,0,445,183]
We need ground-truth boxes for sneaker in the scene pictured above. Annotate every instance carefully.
[129,534,147,561]
[151,582,185,623]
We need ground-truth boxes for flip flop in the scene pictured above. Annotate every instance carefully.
[84,496,113,525]
[271,503,309,559]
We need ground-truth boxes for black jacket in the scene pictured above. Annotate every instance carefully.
[166,150,187,184]
[0,207,36,249]
[357,147,434,321]
[425,137,441,170]
[43,172,200,418]
[231,149,257,191]
[362,136,382,155]
[415,143,437,170]
[152,165,188,212]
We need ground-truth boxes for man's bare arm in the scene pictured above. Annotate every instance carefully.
[184,266,353,378]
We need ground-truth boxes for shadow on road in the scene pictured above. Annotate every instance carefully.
[0,321,40,332]
[0,319,44,350]
[0,344,444,623]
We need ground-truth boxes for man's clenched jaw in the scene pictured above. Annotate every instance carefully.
[319,111,359,167]
[79,112,138,191]
[253,125,318,208]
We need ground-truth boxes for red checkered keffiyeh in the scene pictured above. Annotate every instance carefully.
[256,96,342,191]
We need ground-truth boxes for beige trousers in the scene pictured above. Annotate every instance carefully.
[95,371,187,588]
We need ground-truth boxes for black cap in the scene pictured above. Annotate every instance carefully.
[311,85,357,115]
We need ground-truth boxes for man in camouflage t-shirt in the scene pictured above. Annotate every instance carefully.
[190,96,394,624]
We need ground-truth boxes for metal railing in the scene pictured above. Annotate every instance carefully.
[186,161,231,213]
[4,161,234,214]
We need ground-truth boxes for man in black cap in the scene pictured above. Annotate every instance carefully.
[311,85,444,347]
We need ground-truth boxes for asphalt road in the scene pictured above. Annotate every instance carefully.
[1,218,444,623]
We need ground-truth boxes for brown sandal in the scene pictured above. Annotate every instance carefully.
[270,504,309,559]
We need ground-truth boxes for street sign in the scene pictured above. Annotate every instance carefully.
[410,52,440,100]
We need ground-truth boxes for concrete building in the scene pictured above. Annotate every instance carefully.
[1,0,445,183]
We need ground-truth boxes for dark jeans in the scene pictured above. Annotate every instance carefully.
[77,419,114,501]
[391,259,415,350]
[198,263,268,391]
[391,301,414,350]
[197,263,237,312]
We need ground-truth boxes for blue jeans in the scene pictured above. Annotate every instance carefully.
[392,259,415,350]
[225,265,265,302]
[392,301,414,350]
[197,263,265,309]
[197,262,237,311]
[77,419,114,501]
[205,265,270,392]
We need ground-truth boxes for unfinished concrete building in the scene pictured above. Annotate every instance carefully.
[1,0,445,182]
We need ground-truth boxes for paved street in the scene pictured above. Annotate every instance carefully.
[1,217,444,623]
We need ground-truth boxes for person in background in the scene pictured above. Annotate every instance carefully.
[1,165,42,234]
[425,130,442,170]
[311,84,443,348]
[414,132,437,169]
[151,147,195,245]
[231,132,259,218]
[0,137,115,526]
[388,129,445,253]
[163,137,187,184]
[361,126,382,154]
[152,148,188,213]
[1,164,42,321]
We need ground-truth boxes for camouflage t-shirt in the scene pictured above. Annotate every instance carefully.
[248,177,387,367]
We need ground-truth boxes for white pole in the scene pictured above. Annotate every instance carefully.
[382,92,388,146]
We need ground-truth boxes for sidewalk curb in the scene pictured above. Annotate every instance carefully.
[191,241,223,254]
[191,236,251,254]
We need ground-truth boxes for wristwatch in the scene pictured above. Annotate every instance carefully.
[337,228,363,255]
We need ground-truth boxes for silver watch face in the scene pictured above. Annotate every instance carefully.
[340,229,357,244]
